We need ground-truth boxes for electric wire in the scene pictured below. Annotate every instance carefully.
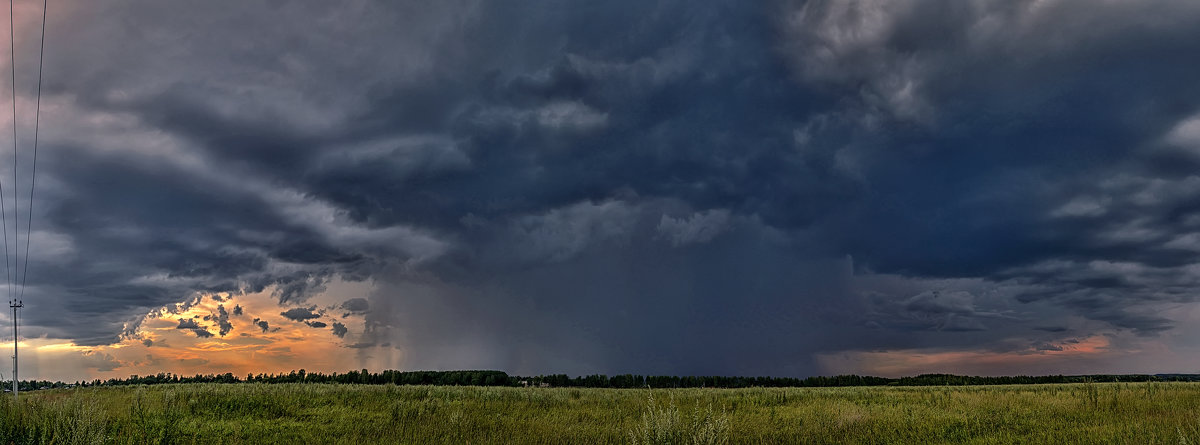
[7,0,16,304]
[1,0,14,303]
[18,0,47,300]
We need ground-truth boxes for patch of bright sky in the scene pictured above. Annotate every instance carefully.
[18,278,395,382]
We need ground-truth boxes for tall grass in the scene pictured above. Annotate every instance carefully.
[629,389,730,445]
[0,391,108,444]
[1,382,1199,443]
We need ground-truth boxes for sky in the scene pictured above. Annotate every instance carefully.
[1,0,1200,382]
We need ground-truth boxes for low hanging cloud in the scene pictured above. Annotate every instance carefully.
[656,209,732,247]
[505,200,640,263]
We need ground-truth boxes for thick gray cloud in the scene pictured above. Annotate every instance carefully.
[331,322,348,339]
[202,305,233,337]
[175,319,212,338]
[280,307,322,322]
[339,298,369,315]
[2,0,1199,376]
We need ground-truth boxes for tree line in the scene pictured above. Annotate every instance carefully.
[516,373,1190,388]
[9,370,1193,391]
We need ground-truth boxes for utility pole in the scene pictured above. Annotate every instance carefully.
[9,300,20,400]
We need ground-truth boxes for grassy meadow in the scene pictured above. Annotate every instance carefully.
[1,382,1199,444]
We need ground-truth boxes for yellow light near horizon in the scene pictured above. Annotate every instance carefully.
[32,341,80,352]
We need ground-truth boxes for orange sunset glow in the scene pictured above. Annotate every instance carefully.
[20,280,396,382]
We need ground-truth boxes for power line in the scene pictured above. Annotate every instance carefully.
[19,0,48,299]
[8,0,17,307]
[0,0,12,304]
[7,0,14,309]
[5,0,50,400]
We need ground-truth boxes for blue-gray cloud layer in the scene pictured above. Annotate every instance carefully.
[8,0,1200,375]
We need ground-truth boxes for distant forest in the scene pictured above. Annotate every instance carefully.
[9,370,1200,392]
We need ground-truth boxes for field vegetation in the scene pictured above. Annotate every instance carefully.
[1,381,1198,444]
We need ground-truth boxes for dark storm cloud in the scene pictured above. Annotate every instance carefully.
[192,329,214,339]
[280,307,322,322]
[339,298,369,314]
[252,319,270,334]
[331,322,348,339]
[862,290,1003,333]
[305,321,327,329]
[175,318,215,338]
[216,305,233,336]
[1034,326,1069,333]
[764,0,1200,337]
[12,0,1200,376]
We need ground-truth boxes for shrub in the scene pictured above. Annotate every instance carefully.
[629,390,729,445]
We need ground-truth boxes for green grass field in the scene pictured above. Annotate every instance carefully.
[2,382,1199,444]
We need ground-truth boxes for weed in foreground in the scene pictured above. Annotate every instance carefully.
[630,389,730,445]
